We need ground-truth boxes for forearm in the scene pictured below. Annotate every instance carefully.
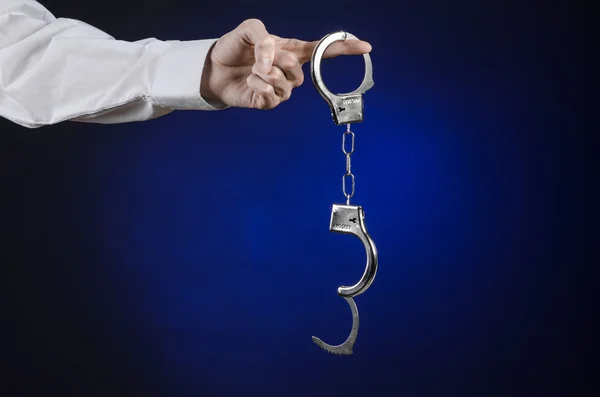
[0,0,227,129]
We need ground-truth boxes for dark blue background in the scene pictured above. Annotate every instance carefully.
[1,0,592,396]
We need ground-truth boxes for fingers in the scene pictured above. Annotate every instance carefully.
[251,65,293,101]
[321,39,372,58]
[247,48,304,109]
[252,49,303,88]
[246,74,279,110]
[246,64,292,109]
[273,50,304,87]
[238,18,275,74]
[285,38,372,64]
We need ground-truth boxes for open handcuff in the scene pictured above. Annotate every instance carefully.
[309,31,378,356]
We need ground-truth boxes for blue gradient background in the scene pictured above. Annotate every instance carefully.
[1,0,592,396]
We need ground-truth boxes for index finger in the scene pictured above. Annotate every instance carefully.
[285,38,372,64]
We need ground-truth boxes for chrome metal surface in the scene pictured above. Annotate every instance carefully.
[310,31,374,125]
[329,204,378,297]
[342,124,355,204]
[310,31,378,356]
[312,296,359,356]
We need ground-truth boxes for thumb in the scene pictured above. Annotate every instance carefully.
[238,19,275,74]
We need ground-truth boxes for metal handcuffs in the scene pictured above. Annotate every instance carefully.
[309,31,378,355]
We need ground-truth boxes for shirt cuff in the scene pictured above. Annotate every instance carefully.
[150,38,229,111]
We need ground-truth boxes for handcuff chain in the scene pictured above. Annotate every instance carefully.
[342,123,355,205]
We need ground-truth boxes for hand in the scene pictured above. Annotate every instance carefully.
[200,19,372,109]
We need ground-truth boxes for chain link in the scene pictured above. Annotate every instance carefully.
[342,123,355,205]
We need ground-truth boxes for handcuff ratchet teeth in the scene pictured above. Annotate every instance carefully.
[309,31,378,356]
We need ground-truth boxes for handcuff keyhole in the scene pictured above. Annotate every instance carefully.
[338,107,346,112]
[349,218,357,223]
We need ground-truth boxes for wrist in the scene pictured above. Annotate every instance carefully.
[200,43,222,104]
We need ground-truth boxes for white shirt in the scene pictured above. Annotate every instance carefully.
[0,0,228,129]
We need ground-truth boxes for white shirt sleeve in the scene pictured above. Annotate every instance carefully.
[0,0,228,129]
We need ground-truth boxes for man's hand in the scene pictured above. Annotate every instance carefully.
[200,19,372,109]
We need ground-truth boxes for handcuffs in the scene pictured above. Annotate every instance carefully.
[309,31,378,355]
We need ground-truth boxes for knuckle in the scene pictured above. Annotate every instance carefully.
[263,68,283,87]
[258,37,274,50]
[255,94,267,109]
[268,92,280,108]
[281,53,299,70]
[271,67,285,81]
[259,94,277,110]
[283,88,292,101]
[243,18,263,29]
[262,84,275,96]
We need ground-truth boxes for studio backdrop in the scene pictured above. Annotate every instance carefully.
[1,0,588,396]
